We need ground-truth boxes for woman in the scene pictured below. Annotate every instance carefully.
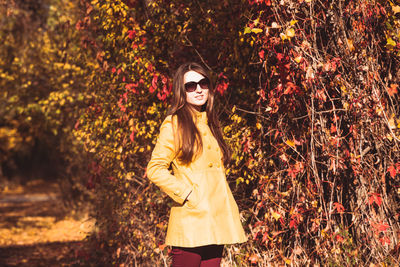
[146,62,247,267]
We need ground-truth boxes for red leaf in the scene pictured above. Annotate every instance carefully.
[149,74,158,93]
[287,167,297,178]
[388,165,397,178]
[216,80,229,95]
[376,195,382,206]
[127,29,136,39]
[130,129,135,143]
[125,83,138,93]
[371,221,390,232]
[122,92,128,102]
[248,254,259,264]
[379,236,391,246]
[335,234,345,243]
[368,193,382,206]
[74,120,80,130]
[261,232,270,243]
[152,74,158,89]
[147,63,154,72]
[259,50,265,60]
[276,53,284,61]
[289,219,298,229]
[333,202,345,213]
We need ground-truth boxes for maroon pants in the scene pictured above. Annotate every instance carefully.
[171,244,224,267]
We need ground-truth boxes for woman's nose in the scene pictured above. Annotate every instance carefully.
[195,84,202,92]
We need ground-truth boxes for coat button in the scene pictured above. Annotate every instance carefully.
[217,163,220,168]
[174,189,181,196]
[207,145,211,149]
[208,163,213,168]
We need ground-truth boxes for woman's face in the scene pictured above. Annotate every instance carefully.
[183,70,210,111]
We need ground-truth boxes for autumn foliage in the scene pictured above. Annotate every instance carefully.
[1,0,400,266]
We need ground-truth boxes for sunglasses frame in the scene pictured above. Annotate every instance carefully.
[184,78,210,93]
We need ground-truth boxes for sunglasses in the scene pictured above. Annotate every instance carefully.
[184,78,210,93]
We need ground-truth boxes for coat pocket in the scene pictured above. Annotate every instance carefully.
[184,183,201,209]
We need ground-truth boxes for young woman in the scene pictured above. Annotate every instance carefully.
[146,62,247,267]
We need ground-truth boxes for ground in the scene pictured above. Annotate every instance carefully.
[0,179,95,267]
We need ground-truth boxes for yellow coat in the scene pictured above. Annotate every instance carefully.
[146,110,247,247]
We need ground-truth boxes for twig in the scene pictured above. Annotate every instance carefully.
[183,36,213,71]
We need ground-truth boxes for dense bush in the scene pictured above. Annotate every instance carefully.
[244,0,400,265]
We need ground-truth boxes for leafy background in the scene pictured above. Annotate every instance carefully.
[1,0,399,266]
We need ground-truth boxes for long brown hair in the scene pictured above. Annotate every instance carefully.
[167,62,231,165]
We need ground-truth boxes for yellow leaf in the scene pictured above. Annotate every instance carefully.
[294,56,302,63]
[286,28,295,38]
[392,5,400,14]
[285,140,295,146]
[256,122,262,129]
[271,211,282,221]
[290,20,298,26]
[388,116,396,130]
[271,22,279,28]
[347,39,354,51]
[251,28,263,34]
[387,37,396,47]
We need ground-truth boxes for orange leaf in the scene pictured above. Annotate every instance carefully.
[283,82,298,95]
[388,84,398,96]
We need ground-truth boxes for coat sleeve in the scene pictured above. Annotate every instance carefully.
[146,115,192,205]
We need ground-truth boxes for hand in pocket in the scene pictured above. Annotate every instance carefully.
[185,184,200,209]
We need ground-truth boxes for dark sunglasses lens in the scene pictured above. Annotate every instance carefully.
[185,82,197,92]
[199,78,210,89]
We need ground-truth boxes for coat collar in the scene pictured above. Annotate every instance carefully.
[191,109,208,124]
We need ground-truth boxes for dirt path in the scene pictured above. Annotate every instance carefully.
[0,180,94,267]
